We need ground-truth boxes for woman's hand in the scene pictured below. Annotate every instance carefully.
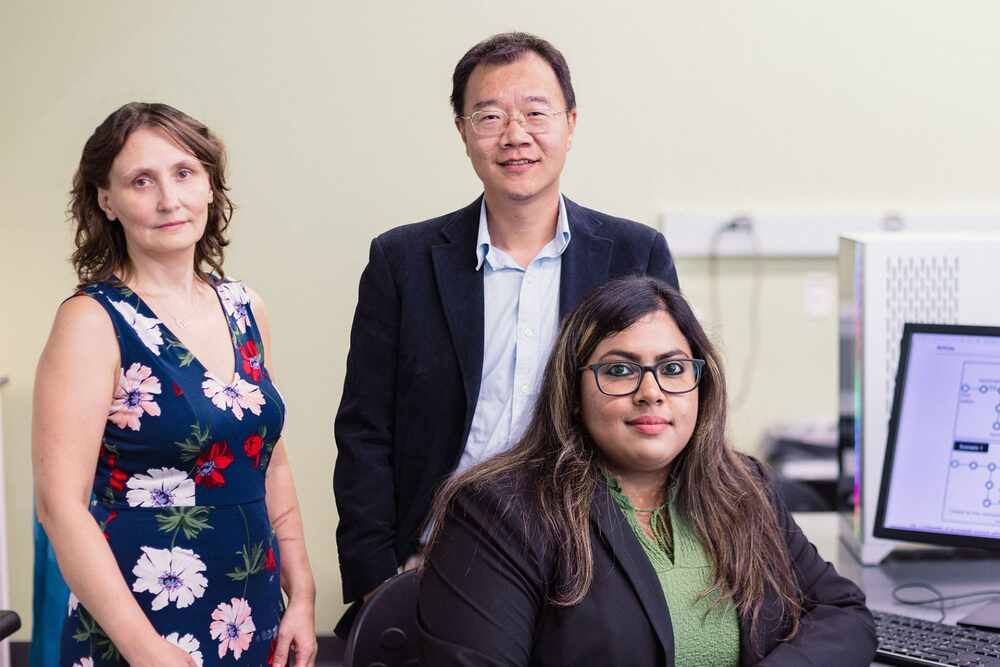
[125,636,199,667]
[272,599,317,667]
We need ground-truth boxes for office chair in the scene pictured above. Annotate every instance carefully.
[343,570,422,667]
[0,610,21,640]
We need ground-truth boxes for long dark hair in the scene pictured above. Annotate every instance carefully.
[69,102,234,288]
[427,276,802,640]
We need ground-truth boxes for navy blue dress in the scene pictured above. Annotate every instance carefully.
[60,279,285,666]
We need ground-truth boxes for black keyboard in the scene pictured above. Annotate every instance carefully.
[875,610,1000,666]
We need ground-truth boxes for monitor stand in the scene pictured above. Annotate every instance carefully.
[958,600,1000,633]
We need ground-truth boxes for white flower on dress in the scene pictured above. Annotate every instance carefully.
[126,467,196,508]
[108,363,162,431]
[71,658,93,667]
[209,597,255,660]
[111,299,164,355]
[216,281,251,334]
[67,591,79,616]
[164,632,204,667]
[132,546,208,611]
[201,373,265,421]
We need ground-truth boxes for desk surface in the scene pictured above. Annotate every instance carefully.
[794,512,1000,666]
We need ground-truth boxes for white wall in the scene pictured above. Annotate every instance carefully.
[2,0,999,640]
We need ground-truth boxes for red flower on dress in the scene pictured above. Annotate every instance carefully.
[172,382,184,397]
[240,340,263,382]
[194,442,234,488]
[101,445,128,492]
[243,434,264,468]
[109,468,128,492]
[265,546,276,571]
[267,638,278,665]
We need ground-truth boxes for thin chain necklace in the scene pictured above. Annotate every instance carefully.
[134,282,208,330]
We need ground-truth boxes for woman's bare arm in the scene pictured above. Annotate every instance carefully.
[250,288,317,667]
[32,295,193,666]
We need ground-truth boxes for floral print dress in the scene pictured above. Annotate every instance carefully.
[60,279,286,666]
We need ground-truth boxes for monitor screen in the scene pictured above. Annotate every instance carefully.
[875,323,1000,551]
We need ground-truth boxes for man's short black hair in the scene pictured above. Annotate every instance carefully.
[451,32,576,117]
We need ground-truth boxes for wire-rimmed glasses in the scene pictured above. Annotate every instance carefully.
[459,108,568,137]
[579,359,705,397]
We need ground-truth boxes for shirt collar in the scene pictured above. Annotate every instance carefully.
[475,195,572,271]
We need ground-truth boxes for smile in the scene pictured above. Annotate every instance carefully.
[156,221,188,230]
[626,416,670,435]
[498,158,539,171]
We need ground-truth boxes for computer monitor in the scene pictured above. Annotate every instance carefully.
[875,322,1000,630]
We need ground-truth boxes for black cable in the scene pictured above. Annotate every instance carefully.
[891,582,1000,623]
[707,215,762,411]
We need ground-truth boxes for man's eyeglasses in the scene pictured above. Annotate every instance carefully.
[459,108,568,137]
[579,359,705,397]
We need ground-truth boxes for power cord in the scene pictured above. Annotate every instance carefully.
[892,582,1000,623]
[707,215,763,412]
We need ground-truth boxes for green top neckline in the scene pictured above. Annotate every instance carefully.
[602,471,740,666]
[603,471,674,563]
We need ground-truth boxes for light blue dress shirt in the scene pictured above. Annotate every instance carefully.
[455,196,572,475]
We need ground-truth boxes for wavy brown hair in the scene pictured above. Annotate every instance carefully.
[427,276,803,644]
[69,102,234,288]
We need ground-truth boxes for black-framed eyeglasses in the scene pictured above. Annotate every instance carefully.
[579,359,705,397]
[458,108,569,137]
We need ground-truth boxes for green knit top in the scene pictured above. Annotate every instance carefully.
[606,476,740,666]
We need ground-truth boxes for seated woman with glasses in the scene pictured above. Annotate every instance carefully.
[417,276,876,666]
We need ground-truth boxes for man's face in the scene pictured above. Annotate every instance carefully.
[456,51,576,206]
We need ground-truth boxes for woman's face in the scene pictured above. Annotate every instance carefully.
[98,126,213,262]
[580,309,699,481]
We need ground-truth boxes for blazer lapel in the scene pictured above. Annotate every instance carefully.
[737,591,777,666]
[431,197,486,444]
[559,197,613,319]
[590,484,675,663]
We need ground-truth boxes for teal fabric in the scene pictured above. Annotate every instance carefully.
[32,510,69,667]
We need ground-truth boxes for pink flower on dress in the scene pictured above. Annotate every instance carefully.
[108,363,162,431]
[201,373,265,421]
[210,597,255,660]
[216,281,251,334]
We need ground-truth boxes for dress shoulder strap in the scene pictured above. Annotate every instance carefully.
[76,282,167,361]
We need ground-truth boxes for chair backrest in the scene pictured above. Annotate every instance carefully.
[343,570,422,667]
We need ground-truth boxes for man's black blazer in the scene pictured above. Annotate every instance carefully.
[418,462,877,666]
[333,196,679,611]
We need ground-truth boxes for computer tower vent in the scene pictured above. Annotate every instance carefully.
[884,255,960,412]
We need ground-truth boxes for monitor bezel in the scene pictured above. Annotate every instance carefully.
[873,322,1000,552]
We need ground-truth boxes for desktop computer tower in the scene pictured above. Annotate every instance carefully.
[838,232,1000,564]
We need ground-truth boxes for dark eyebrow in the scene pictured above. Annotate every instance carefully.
[471,99,501,111]
[121,159,199,181]
[470,96,552,112]
[598,349,688,362]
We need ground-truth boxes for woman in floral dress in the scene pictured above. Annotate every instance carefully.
[32,103,316,667]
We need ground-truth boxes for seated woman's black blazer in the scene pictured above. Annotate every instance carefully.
[418,459,877,666]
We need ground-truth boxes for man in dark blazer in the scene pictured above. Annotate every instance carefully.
[333,32,680,634]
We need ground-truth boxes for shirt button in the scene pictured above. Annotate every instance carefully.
[520,384,530,395]
[522,327,534,338]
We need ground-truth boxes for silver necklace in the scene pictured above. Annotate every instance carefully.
[136,285,205,330]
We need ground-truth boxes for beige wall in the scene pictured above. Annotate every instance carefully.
[2,0,999,641]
